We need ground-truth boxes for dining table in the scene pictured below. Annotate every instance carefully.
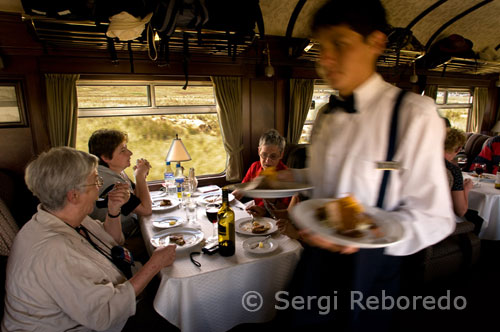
[464,172,500,240]
[140,188,304,332]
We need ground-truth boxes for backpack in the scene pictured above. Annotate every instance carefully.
[151,0,209,89]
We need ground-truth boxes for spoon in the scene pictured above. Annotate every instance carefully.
[250,235,272,249]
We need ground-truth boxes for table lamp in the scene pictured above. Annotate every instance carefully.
[491,121,500,135]
[166,134,191,164]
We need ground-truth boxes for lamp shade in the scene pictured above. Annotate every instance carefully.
[166,134,191,162]
[492,121,500,134]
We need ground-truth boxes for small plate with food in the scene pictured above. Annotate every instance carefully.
[242,236,279,254]
[290,196,405,248]
[150,227,204,250]
[152,197,180,211]
[235,217,278,236]
[152,216,184,229]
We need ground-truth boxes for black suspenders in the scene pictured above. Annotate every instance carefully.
[376,90,407,209]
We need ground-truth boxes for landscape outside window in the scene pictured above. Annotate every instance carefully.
[436,88,472,132]
[75,81,227,181]
[299,83,336,144]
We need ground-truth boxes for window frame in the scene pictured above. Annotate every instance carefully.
[75,79,227,182]
[435,87,473,131]
[77,80,217,117]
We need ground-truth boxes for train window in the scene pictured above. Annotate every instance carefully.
[436,88,473,132]
[75,80,227,181]
[299,82,337,144]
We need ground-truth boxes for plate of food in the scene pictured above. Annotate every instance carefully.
[152,197,180,211]
[235,217,278,236]
[228,167,313,199]
[290,195,405,248]
[469,172,496,182]
[150,227,204,250]
[197,192,235,205]
[152,216,184,229]
[242,236,279,254]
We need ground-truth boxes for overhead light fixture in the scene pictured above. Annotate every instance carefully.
[304,42,315,52]
[264,43,275,78]
[410,61,418,83]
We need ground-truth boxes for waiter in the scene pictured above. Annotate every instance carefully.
[278,0,455,331]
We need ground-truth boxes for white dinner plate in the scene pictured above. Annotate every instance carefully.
[242,237,279,254]
[152,197,180,211]
[470,173,496,182]
[197,192,235,205]
[235,217,278,236]
[150,227,204,250]
[229,182,313,198]
[152,215,184,229]
[290,199,405,248]
[150,191,167,198]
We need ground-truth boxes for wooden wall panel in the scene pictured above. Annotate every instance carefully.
[249,79,276,163]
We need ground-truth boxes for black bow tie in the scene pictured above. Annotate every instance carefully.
[325,94,357,114]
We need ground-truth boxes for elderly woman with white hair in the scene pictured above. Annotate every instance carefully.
[2,147,175,332]
[233,129,299,221]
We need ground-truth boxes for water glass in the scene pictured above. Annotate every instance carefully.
[185,200,199,228]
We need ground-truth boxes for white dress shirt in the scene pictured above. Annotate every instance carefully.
[2,206,136,332]
[295,73,455,256]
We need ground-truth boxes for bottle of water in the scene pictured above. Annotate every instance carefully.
[175,163,185,201]
[188,167,198,193]
[164,161,175,195]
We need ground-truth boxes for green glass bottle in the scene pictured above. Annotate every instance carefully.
[218,188,235,256]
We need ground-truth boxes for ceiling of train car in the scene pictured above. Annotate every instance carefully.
[0,0,499,73]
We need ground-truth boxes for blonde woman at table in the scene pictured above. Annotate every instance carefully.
[445,128,473,217]
[2,147,176,332]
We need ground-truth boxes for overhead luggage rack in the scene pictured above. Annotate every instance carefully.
[430,57,500,75]
[22,14,258,56]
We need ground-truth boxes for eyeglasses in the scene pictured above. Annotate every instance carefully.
[83,176,104,188]
[259,152,280,161]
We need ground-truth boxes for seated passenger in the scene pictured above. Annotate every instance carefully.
[88,129,152,238]
[470,135,500,174]
[2,147,175,331]
[445,128,473,217]
[232,129,298,217]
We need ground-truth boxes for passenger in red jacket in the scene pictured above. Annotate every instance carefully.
[470,135,500,174]
[232,129,298,216]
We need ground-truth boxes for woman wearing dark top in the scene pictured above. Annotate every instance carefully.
[444,128,473,217]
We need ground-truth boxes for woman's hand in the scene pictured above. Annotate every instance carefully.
[246,205,267,218]
[298,229,359,254]
[276,218,300,240]
[232,189,244,201]
[150,244,176,268]
[107,182,130,215]
[133,158,151,179]
[463,178,473,192]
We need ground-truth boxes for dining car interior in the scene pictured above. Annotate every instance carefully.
[1,0,500,331]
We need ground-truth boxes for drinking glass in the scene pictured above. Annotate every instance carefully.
[205,203,220,243]
[185,199,199,229]
[456,156,467,170]
[473,163,486,184]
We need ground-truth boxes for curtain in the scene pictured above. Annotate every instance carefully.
[424,84,438,100]
[45,74,80,147]
[211,76,243,181]
[287,79,314,144]
[468,87,488,133]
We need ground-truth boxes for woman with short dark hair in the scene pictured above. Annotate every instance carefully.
[88,129,152,239]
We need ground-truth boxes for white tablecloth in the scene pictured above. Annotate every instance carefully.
[466,178,500,240]
[141,192,303,332]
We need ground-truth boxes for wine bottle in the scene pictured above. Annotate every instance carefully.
[218,188,235,256]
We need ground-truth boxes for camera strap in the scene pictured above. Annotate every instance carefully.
[75,225,134,278]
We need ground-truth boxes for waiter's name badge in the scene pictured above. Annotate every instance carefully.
[376,161,401,170]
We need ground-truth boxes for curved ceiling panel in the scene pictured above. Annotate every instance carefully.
[435,1,500,53]
[260,0,297,37]
[292,0,328,38]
